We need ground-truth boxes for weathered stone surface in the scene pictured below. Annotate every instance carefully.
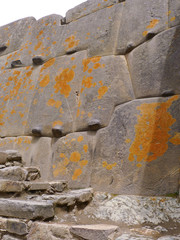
[0,167,27,181]
[169,0,180,28]
[66,0,119,23]
[0,199,54,220]
[6,219,28,235]
[91,96,180,195]
[28,182,50,191]
[116,0,168,54]
[25,167,41,181]
[0,67,40,137]
[0,180,24,192]
[63,4,123,57]
[52,132,93,188]
[0,17,36,56]
[0,150,22,164]
[50,181,67,192]
[85,192,180,225]
[127,26,180,98]
[0,217,7,229]
[70,224,119,240]
[2,235,20,240]
[157,236,180,240]
[27,222,76,240]
[42,188,93,206]
[116,233,153,240]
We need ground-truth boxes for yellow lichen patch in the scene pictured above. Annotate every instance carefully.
[34,41,42,51]
[128,96,179,163]
[169,133,180,145]
[19,112,24,118]
[22,121,27,126]
[77,136,84,142]
[70,152,81,162]
[47,99,56,106]
[72,169,82,180]
[125,138,131,143]
[102,161,117,170]
[136,163,142,168]
[83,144,88,153]
[97,86,108,99]
[64,35,80,50]
[52,120,63,127]
[146,19,160,29]
[82,76,93,88]
[39,74,50,87]
[170,16,175,21]
[54,68,75,98]
[79,160,88,168]
[40,58,55,72]
[167,10,171,16]
[142,31,148,37]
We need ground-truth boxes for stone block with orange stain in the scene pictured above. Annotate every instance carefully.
[74,55,134,132]
[0,17,36,57]
[52,132,93,189]
[91,96,180,195]
[168,0,180,27]
[0,66,40,137]
[66,0,120,23]
[116,0,168,54]
[15,14,66,67]
[127,26,180,98]
[25,51,86,137]
[63,3,123,57]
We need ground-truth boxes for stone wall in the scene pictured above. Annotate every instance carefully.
[0,0,180,197]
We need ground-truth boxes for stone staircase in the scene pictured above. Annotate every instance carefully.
[0,149,180,240]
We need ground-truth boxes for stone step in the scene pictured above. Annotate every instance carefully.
[0,180,67,193]
[0,198,54,220]
[0,150,22,165]
[0,166,40,181]
[39,188,93,206]
[27,222,119,240]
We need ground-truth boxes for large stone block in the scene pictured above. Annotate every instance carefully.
[25,53,133,136]
[0,199,54,220]
[169,0,180,28]
[75,55,134,131]
[127,26,180,98]
[0,167,27,181]
[0,17,36,56]
[0,180,25,192]
[52,132,93,188]
[66,0,119,23]
[63,4,123,57]
[27,222,76,240]
[116,0,168,54]
[0,67,39,137]
[91,96,180,195]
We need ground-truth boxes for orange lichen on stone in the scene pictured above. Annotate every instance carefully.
[72,169,82,180]
[64,35,80,50]
[82,76,93,89]
[170,16,175,21]
[53,120,63,127]
[102,161,117,170]
[125,138,131,143]
[77,136,84,142]
[47,99,62,108]
[70,152,81,162]
[54,68,75,98]
[143,19,159,36]
[79,160,88,168]
[128,96,179,163]
[97,86,108,99]
[39,74,50,87]
[34,41,42,51]
[83,144,88,153]
[169,133,180,145]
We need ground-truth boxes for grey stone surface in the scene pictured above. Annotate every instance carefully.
[66,0,119,23]
[0,17,36,56]
[70,224,119,240]
[116,0,168,54]
[0,180,24,192]
[127,26,180,98]
[85,192,180,225]
[0,199,54,220]
[52,132,93,188]
[42,188,93,206]
[27,222,77,240]
[6,219,28,235]
[2,235,20,240]
[0,167,27,181]
[169,0,180,28]
[91,96,180,195]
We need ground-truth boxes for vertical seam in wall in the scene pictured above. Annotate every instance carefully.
[125,55,136,100]
[167,0,170,29]
[113,3,124,55]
